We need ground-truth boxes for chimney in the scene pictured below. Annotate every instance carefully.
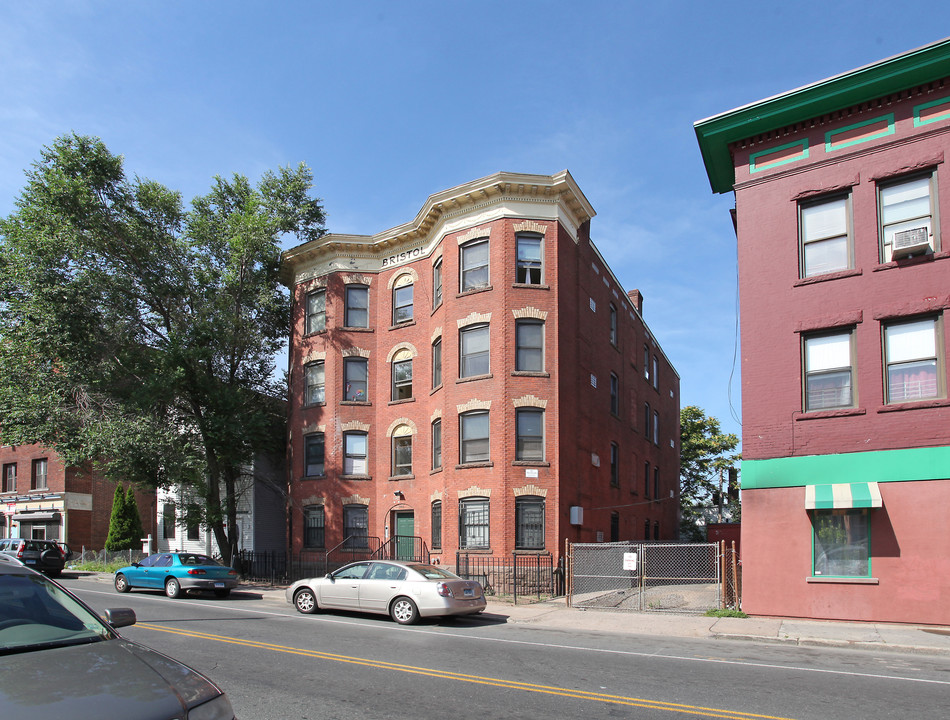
[627,289,643,315]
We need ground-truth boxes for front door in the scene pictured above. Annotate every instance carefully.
[394,512,415,560]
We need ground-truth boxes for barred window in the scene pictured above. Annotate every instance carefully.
[459,497,489,549]
[515,496,544,550]
[304,505,325,548]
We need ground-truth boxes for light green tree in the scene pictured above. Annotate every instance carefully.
[679,405,740,541]
[0,134,326,563]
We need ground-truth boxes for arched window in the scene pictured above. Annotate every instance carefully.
[391,424,413,477]
[392,274,414,324]
[391,349,413,401]
[431,501,442,551]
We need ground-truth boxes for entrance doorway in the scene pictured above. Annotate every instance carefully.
[393,511,415,560]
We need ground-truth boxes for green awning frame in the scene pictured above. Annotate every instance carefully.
[805,482,882,510]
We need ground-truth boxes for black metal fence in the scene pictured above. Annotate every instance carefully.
[455,552,558,602]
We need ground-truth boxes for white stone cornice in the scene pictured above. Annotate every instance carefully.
[513,395,547,409]
[456,226,491,245]
[513,220,548,235]
[301,496,325,507]
[303,351,326,364]
[430,408,442,421]
[458,486,491,499]
[386,343,418,362]
[341,420,370,432]
[387,419,417,437]
[342,347,370,358]
[457,399,491,413]
[280,170,596,286]
[458,311,491,329]
[512,307,547,320]
[342,494,370,506]
[302,424,326,434]
[387,268,419,289]
[513,484,547,497]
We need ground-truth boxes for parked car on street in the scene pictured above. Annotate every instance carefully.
[286,560,486,624]
[0,538,71,577]
[114,552,239,599]
[0,553,235,719]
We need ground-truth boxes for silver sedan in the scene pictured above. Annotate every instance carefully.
[286,560,486,624]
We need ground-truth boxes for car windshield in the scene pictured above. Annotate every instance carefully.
[0,573,112,656]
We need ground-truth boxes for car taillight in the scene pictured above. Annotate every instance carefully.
[16,542,25,558]
[57,545,66,559]
[228,570,237,577]
[436,582,453,598]
[187,569,207,575]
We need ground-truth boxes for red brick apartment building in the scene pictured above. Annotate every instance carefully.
[280,171,680,566]
[1,443,156,550]
[696,39,950,624]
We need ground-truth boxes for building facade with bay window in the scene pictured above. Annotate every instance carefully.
[696,38,950,624]
[281,171,680,566]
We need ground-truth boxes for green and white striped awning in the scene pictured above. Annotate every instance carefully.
[805,482,882,510]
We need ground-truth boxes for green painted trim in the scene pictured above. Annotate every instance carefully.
[742,445,950,489]
[695,38,950,193]
[914,95,950,127]
[824,113,895,152]
[749,139,809,173]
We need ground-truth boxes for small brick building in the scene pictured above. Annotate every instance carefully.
[1,443,156,551]
[696,39,950,624]
[281,171,680,566]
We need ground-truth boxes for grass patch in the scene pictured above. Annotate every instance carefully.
[69,560,129,574]
[705,608,748,618]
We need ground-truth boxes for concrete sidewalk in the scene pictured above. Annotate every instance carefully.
[85,573,950,657]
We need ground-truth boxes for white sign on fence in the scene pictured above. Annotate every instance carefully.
[623,552,638,571]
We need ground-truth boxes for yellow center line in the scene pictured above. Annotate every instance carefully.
[139,623,796,720]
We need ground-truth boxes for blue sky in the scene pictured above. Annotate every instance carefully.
[3,2,949,443]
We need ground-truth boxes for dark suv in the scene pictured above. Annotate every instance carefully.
[0,538,71,577]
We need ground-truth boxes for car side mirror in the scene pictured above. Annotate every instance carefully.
[103,608,137,629]
[325,573,334,581]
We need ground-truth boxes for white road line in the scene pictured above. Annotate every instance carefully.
[74,585,950,687]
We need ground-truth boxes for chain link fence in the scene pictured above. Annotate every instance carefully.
[567,540,737,614]
[70,547,149,568]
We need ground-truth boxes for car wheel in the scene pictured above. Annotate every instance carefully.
[165,577,182,598]
[390,596,419,625]
[214,589,231,599]
[114,573,132,593]
[293,588,318,614]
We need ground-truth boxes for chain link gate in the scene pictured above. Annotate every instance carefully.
[566,540,725,614]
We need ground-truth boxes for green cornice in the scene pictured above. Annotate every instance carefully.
[742,446,950,489]
[695,38,950,194]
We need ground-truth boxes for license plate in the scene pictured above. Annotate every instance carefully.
[25,559,36,564]
[463,588,474,597]
[214,582,225,588]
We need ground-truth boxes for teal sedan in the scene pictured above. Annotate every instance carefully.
[114,552,239,599]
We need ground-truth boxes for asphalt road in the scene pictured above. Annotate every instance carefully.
[61,575,950,720]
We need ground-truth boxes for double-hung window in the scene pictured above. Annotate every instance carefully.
[432,337,442,388]
[800,195,851,277]
[432,258,443,310]
[459,497,489,549]
[609,373,620,415]
[305,361,325,405]
[515,234,542,284]
[391,426,412,477]
[880,174,936,261]
[609,442,619,486]
[2,464,15,493]
[515,496,545,550]
[431,501,442,550]
[431,419,442,470]
[31,458,47,490]
[343,432,368,475]
[460,238,489,291]
[515,319,543,372]
[609,304,618,346]
[345,285,369,328]
[804,331,854,411]
[515,408,544,462]
[343,505,369,549]
[304,506,325,548]
[391,351,413,401]
[343,357,368,401]
[460,410,490,464]
[460,324,489,378]
[884,317,941,403]
[392,277,413,324]
[304,432,325,477]
[306,289,326,334]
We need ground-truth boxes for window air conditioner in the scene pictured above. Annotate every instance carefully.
[891,226,931,260]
